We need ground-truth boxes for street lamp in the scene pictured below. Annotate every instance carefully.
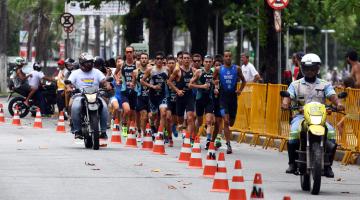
[294,23,314,53]
[321,29,335,72]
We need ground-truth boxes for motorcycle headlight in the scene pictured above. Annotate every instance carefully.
[85,93,97,103]
[310,115,322,125]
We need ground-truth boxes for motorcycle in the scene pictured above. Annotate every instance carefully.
[7,78,57,118]
[65,78,113,150]
[280,91,347,195]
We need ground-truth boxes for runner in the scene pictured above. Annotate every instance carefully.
[213,50,247,154]
[166,55,178,146]
[115,46,137,136]
[189,55,215,149]
[141,52,169,140]
[167,52,196,143]
[134,53,152,141]
[176,51,183,69]
[212,55,224,149]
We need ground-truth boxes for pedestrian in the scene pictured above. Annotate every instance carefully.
[241,52,261,82]
[56,59,68,118]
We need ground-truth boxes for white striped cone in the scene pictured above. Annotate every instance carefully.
[228,160,247,200]
[33,109,42,128]
[178,131,192,162]
[203,142,217,177]
[142,130,153,150]
[111,119,121,143]
[153,126,166,155]
[250,173,264,199]
[12,108,21,126]
[56,111,66,133]
[211,152,229,192]
[188,137,203,169]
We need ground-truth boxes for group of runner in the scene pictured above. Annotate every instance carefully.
[110,46,246,154]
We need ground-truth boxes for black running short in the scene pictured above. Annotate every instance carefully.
[195,96,214,117]
[176,93,195,117]
[121,90,137,110]
[136,96,149,112]
[219,91,238,120]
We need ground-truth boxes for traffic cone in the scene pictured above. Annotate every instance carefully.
[142,123,153,150]
[283,196,291,200]
[228,160,247,200]
[12,106,21,126]
[111,118,122,144]
[125,121,137,148]
[56,111,66,133]
[211,152,229,192]
[188,137,203,169]
[250,173,264,200]
[152,125,166,155]
[33,108,43,128]
[203,142,217,178]
[178,130,192,163]
[0,104,5,123]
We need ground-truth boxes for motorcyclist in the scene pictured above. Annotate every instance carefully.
[282,53,345,178]
[66,53,112,140]
[13,57,30,91]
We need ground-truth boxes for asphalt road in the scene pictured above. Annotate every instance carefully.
[0,98,360,200]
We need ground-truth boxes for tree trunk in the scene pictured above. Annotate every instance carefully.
[185,0,209,56]
[235,28,241,65]
[124,0,143,45]
[210,11,224,55]
[148,9,166,58]
[260,2,278,83]
[0,0,8,55]
[35,12,51,66]
[94,16,101,56]
[84,16,89,52]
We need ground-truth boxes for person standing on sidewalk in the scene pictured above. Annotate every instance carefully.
[240,53,261,83]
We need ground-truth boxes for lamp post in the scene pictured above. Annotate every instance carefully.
[321,29,335,72]
[294,23,314,53]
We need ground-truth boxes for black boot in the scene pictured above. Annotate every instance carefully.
[286,141,299,174]
[324,141,337,178]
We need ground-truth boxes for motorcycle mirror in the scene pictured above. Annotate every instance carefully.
[338,92,348,99]
[280,91,290,98]
[64,80,72,85]
[106,77,114,82]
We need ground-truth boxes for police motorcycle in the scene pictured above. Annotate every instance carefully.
[280,91,347,195]
[65,77,113,150]
[7,62,57,117]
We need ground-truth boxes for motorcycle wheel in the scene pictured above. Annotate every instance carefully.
[83,125,93,149]
[311,142,322,195]
[89,111,100,150]
[300,173,310,191]
[8,97,29,118]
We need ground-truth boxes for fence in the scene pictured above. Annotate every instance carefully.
[230,83,360,163]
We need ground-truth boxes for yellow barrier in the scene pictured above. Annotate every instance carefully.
[248,84,267,146]
[262,84,289,151]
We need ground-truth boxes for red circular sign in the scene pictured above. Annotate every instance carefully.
[267,0,289,10]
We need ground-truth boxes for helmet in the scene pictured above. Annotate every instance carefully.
[94,56,105,68]
[33,62,42,71]
[79,52,94,72]
[15,57,26,66]
[65,58,75,65]
[301,53,321,78]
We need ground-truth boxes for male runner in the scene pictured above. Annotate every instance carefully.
[213,50,246,154]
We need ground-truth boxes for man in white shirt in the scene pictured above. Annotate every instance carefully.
[241,53,261,82]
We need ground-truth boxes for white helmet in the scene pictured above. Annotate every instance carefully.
[300,53,321,78]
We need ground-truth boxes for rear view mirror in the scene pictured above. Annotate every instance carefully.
[280,91,290,98]
[338,92,348,99]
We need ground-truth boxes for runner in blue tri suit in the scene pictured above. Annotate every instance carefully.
[213,50,246,154]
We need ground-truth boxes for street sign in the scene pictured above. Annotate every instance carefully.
[274,10,282,32]
[64,26,74,33]
[266,0,289,10]
[131,43,149,55]
[66,1,130,16]
[59,12,75,28]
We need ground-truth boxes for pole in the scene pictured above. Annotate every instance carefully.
[303,29,306,53]
[240,25,244,55]
[104,16,107,60]
[286,26,289,70]
[65,32,69,58]
[324,32,328,72]
[215,11,219,55]
[278,31,281,84]
[256,18,259,71]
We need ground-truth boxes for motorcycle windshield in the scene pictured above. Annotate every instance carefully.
[82,86,98,94]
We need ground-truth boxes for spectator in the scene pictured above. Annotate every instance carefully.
[347,49,360,88]
[240,53,261,82]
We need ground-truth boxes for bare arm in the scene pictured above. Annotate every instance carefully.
[237,66,246,95]
[328,94,345,111]
[141,68,155,89]
[189,69,206,89]
[167,68,180,93]
[253,74,261,82]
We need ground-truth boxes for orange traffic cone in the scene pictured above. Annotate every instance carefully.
[142,123,153,150]
[12,106,21,126]
[228,160,247,200]
[0,104,5,123]
[125,121,137,148]
[283,196,291,200]
[33,108,43,128]
[203,142,217,178]
[111,118,122,144]
[211,152,229,192]
[56,111,66,133]
[188,137,203,169]
[250,173,264,200]
[178,130,192,163]
[152,125,166,155]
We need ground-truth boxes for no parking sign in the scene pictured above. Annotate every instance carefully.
[266,0,289,10]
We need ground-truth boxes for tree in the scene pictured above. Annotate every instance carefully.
[0,0,8,55]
